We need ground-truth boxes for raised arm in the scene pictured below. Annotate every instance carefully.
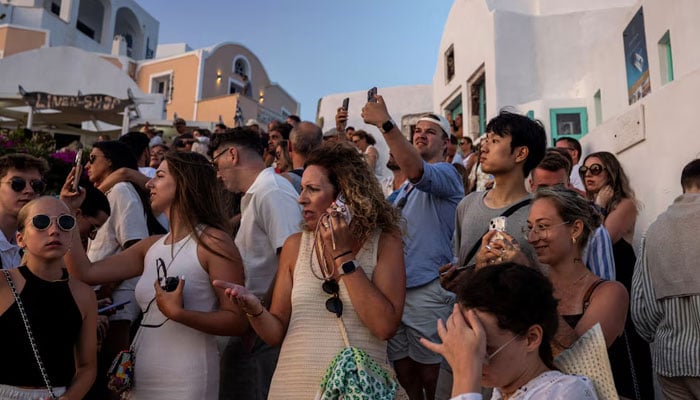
[362,95,425,181]
[337,231,406,340]
[154,227,248,336]
[98,167,151,192]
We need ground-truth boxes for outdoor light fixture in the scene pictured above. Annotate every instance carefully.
[216,72,222,83]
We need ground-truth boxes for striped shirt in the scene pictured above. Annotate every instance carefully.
[583,226,616,281]
[631,235,700,377]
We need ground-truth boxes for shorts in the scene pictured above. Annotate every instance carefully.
[0,384,66,400]
[388,278,455,365]
[109,277,141,323]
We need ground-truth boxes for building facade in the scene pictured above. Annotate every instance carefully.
[434,0,700,243]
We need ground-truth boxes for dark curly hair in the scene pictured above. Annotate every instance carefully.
[458,262,559,369]
[304,141,401,241]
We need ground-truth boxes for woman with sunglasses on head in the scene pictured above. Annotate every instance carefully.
[0,196,97,400]
[422,263,598,400]
[214,141,407,398]
[62,151,247,400]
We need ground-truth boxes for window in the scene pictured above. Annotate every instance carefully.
[658,30,674,85]
[228,78,244,95]
[467,65,487,136]
[76,20,95,39]
[444,95,462,136]
[151,73,173,103]
[234,58,248,77]
[526,110,534,120]
[550,108,588,145]
[445,45,455,83]
[593,90,602,126]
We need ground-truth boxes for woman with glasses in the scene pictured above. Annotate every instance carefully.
[422,263,598,399]
[0,196,97,400]
[62,151,247,400]
[476,186,646,398]
[214,141,407,398]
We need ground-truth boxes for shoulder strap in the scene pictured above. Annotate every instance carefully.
[582,278,606,311]
[462,197,532,266]
[2,270,57,399]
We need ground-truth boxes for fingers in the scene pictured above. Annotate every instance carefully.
[419,336,442,354]
[212,279,237,290]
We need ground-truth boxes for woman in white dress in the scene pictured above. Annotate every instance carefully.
[62,151,247,400]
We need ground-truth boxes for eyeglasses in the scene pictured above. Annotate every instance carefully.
[521,221,571,240]
[484,334,521,365]
[578,163,605,177]
[88,223,100,240]
[3,177,45,193]
[88,154,106,164]
[156,258,179,291]
[30,214,76,231]
[322,279,343,318]
[210,147,230,170]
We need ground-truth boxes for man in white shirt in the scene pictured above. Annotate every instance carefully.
[0,154,48,269]
[211,127,301,400]
[555,137,585,193]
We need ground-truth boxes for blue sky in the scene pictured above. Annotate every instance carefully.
[138,0,453,121]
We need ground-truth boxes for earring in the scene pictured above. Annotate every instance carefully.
[571,237,577,245]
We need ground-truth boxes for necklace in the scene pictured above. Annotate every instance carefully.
[555,270,590,298]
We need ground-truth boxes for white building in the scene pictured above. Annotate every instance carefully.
[434,0,700,244]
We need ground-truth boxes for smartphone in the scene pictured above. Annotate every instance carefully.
[331,193,352,223]
[489,216,506,243]
[72,151,83,192]
[341,97,349,111]
[367,87,378,103]
[98,300,131,315]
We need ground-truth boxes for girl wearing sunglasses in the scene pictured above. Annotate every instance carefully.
[62,151,247,400]
[0,196,97,400]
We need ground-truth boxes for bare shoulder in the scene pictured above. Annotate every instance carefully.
[199,226,235,247]
[68,277,97,315]
[281,232,303,272]
[591,280,628,304]
[613,198,638,215]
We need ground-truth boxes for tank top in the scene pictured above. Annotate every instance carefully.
[0,266,82,387]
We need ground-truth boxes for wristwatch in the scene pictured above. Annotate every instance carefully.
[380,119,395,134]
[339,259,358,277]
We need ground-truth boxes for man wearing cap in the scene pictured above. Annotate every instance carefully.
[173,117,189,136]
[362,97,463,400]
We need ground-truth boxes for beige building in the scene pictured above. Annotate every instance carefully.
[137,42,299,127]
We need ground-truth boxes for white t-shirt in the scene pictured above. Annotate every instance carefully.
[451,371,598,400]
[0,229,20,269]
[570,161,585,192]
[235,168,302,298]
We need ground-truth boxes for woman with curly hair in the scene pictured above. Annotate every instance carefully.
[214,141,407,398]
[62,151,248,400]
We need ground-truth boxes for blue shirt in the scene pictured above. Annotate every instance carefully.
[583,226,616,281]
[393,161,464,288]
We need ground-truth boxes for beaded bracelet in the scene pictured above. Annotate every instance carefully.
[245,305,264,318]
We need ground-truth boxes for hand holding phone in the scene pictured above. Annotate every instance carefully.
[367,87,378,103]
[72,151,83,192]
[342,97,349,111]
[331,193,352,223]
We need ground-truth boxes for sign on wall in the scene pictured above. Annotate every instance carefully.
[623,8,651,105]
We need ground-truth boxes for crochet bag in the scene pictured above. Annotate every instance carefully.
[107,347,135,395]
[315,318,398,400]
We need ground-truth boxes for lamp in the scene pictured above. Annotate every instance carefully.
[258,89,265,104]
[216,72,222,83]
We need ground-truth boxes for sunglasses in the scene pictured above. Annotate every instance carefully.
[88,154,106,164]
[322,279,343,318]
[156,258,179,292]
[30,214,76,231]
[4,177,45,193]
[88,223,100,240]
[578,163,605,177]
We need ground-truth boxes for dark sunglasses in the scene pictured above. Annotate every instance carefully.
[31,214,76,231]
[157,258,179,292]
[88,224,100,240]
[87,154,105,164]
[322,279,343,318]
[4,177,45,193]
[578,163,605,177]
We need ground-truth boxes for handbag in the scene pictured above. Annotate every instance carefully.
[315,317,399,400]
[2,270,58,400]
[107,346,136,396]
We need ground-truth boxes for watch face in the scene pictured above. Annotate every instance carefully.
[382,120,394,133]
[342,260,357,274]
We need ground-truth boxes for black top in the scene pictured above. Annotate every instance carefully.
[0,266,82,387]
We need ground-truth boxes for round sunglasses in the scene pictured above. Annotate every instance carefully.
[578,163,606,177]
[30,214,76,231]
[3,177,45,193]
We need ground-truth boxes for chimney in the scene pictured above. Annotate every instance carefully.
[112,35,128,57]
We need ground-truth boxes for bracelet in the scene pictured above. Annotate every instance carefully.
[333,250,352,260]
[245,304,264,318]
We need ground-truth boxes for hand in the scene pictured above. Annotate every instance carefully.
[439,262,465,293]
[212,280,263,316]
[361,95,392,128]
[475,230,522,269]
[319,207,356,276]
[336,107,348,132]
[153,277,185,320]
[59,166,86,211]
[595,185,614,208]
[419,305,485,392]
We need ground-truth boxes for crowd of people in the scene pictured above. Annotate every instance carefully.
[0,97,697,400]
